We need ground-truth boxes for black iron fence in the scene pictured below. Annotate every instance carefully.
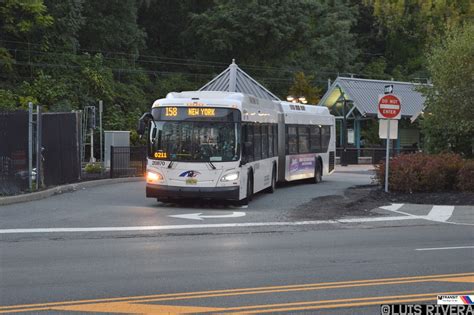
[0,111,29,195]
[42,113,81,186]
[337,147,419,165]
[110,146,147,178]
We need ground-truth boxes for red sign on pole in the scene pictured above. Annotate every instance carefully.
[378,94,401,119]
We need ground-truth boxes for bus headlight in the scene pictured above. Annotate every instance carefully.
[147,171,163,183]
[221,172,239,182]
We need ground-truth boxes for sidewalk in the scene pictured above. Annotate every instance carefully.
[0,177,144,206]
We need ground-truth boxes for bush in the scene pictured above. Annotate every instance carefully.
[457,160,474,192]
[84,163,103,174]
[375,153,464,193]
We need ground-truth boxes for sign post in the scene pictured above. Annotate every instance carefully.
[378,94,401,193]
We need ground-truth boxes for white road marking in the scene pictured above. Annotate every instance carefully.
[169,211,246,221]
[380,204,404,211]
[0,215,415,234]
[425,205,455,222]
[380,203,473,225]
[415,246,474,251]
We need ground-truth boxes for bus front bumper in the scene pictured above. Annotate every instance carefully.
[146,184,240,201]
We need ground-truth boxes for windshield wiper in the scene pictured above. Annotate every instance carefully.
[208,161,216,170]
[168,160,174,169]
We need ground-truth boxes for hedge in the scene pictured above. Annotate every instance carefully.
[375,153,473,193]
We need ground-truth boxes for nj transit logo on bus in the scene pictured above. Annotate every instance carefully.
[179,170,201,178]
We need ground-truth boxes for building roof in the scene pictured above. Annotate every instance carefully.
[199,60,281,101]
[319,77,429,118]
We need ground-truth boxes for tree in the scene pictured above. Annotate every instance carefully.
[78,0,146,57]
[185,0,317,65]
[422,23,474,157]
[288,72,322,105]
[44,0,85,52]
[363,0,473,78]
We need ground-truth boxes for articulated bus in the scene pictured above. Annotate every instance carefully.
[137,91,335,205]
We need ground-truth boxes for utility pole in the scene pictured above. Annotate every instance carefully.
[89,106,96,162]
[36,105,42,190]
[341,99,348,166]
[99,100,103,164]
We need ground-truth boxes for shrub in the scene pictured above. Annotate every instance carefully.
[457,160,474,192]
[84,163,103,174]
[375,153,464,193]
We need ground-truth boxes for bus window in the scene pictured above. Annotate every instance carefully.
[268,125,273,157]
[244,124,254,162]
[287,126,298,154]
[254,124,262,160]
[273,125,278,157]
[321,126,330,153]
[298,126,309,154]
[262,124,268,159]
[310,126,321,153]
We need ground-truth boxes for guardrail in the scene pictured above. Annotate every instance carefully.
[336,147,419,165]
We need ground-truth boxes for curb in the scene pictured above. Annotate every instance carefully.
[0,177,144,206]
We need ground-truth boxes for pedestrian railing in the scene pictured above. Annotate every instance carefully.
[110,146,147,178]
[336,147,419,165]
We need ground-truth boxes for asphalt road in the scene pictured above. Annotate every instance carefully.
[1,165,473,314]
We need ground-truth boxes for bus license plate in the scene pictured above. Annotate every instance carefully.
[186,178,198,185]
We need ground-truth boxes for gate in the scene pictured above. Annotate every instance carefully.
[110,146,146,178]
[0,111,29,195]
[42,113,81,186]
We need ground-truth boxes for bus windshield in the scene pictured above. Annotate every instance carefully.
[149,107,241,162]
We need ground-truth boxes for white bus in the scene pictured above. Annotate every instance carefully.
[137,91,335,205]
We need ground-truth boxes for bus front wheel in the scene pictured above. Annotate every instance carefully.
[238,174,253,206]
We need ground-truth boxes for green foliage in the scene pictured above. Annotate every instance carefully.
[84,162,102,174]
[186,0,316,65]
[0,89,18,110]
[0,0,472,148]
[79,0,146,56]
[422,23,474,157]
[288,72,322,105]
[363,0,473,77]
[0,0,53,37]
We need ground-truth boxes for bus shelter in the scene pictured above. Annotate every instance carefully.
[319,77,428,164]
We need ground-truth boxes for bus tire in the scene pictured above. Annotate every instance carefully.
[313,160,322,184]
[237,175,253,206]
[266,165,276,193]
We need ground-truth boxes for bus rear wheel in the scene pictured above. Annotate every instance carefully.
[266,165,276,193]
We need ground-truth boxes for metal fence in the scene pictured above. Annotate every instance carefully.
[110,146,147,178]
[337,147,419,165]
[42,113,81,186]
[0,111,30,195]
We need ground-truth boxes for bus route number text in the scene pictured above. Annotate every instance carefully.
[165,107,178,117]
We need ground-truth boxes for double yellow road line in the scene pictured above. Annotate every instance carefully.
[1,272,473,314]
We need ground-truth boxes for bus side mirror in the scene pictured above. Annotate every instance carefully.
[137,112,153,136]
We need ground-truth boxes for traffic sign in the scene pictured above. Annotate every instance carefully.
[378,94,401,119]
[384,84,394,94]
[379,119,398,139]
